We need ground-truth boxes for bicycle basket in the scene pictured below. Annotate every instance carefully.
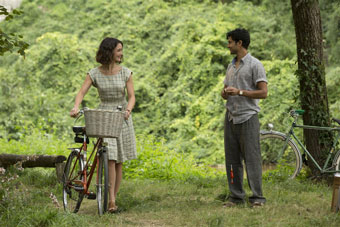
[84,109,124,138]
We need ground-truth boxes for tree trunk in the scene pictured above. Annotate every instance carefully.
[291,0,331,177]
[0,153,66,168]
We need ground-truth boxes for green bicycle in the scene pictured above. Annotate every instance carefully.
[260,110,340,179]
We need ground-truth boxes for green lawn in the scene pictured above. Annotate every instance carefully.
[1,167,340,226]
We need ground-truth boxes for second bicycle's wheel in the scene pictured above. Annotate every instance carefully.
[333,150,340,171]
[97,148,109,215]
[260,132,302,180]
[62,149,84,213]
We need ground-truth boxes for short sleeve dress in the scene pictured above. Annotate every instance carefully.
[88,66,137,163]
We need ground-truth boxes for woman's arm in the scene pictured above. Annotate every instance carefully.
[70,74,92,117]
[125,73,135,120]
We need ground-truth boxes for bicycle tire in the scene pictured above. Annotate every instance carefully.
[260,131,302,179]
[62,149,85,213]
[97,147,109,215]
[333,150,340,171]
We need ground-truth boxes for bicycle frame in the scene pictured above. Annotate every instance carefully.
[67,136,103,196]
[282,115,340,174]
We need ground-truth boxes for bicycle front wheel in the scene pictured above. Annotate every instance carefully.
[62,149,84,213]
[260,131,302,180]
[97,148,109,215]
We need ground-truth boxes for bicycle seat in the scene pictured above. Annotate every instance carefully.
[332,118,340,126]
[73,126,85,134]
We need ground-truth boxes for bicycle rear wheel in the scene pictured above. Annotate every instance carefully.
[260,131,302,180]
[62,149,84,213]
[97,147,109,215]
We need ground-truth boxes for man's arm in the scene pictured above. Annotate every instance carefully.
[224,81,267,99]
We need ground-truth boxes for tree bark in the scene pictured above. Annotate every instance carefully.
[291,0,331,177]
[0,154,66,168]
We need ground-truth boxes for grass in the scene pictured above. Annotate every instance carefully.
[1,167,340,227]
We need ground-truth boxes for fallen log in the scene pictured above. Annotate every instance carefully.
[0,153,66,168]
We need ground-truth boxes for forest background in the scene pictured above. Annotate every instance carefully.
[2,0,340,226]
[1,0,340,166]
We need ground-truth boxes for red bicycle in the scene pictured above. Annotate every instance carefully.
[62,108,124,215]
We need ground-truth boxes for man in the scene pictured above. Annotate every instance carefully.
[221,28,267,207]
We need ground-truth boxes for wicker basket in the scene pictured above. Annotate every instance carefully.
[84,109,124,138]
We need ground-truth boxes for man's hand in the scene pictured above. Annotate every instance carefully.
[225,86,240,96]
[221,87,228,99]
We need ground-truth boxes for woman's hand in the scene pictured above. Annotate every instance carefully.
[124,109,131,120]
[70,107,79,118]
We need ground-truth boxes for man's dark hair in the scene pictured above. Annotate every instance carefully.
[96,37,123,65]
[226,28,250,49]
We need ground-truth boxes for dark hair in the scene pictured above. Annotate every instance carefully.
[226,28,250,49]
[96,37,123,65]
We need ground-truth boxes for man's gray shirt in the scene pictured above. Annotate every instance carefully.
[223,53,267,124]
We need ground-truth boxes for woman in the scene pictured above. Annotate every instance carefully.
[70,37,137,213]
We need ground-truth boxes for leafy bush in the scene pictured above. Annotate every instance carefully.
[0,130,223,182]
[0,126,69,156]
[326,66,340,119]
[259,59,300,132]
[124,135,224,180]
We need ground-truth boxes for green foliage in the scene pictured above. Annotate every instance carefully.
[124,135,224,180]
[326,66,340,119]
[263,163,308,183]
[0,129,222,182]
[259,59,299,131]
[0,5,29,56]
[0,126,69,156]
[0,0,291,162]
[127,0,298,162]
[0,0,339,164]
[0,32,97,139]
[320,0,340,65]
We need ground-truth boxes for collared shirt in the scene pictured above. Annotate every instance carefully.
[223,53,267,124]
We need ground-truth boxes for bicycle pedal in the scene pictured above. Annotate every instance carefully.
[87,192,96,200]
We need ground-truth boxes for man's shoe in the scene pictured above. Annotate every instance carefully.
[222,201,238,208]
[250,201,264,207]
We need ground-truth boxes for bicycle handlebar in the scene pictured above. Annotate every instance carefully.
[290,109,305,117]
[74,109,84,124]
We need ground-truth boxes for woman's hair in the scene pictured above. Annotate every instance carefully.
[96,37,123,65]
